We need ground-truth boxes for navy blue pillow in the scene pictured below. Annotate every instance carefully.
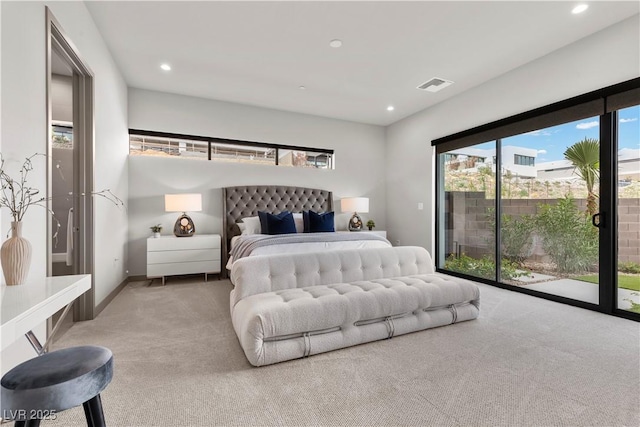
[303,211,335,233]
[258,211,296,235]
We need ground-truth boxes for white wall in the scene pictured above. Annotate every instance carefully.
[386,15,640,255]
[1,1,128,372]
[128,89,386,275]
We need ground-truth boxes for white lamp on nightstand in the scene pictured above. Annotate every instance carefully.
[340,197,369,231]
[165,193,202,237]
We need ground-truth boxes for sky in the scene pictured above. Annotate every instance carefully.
[475,105,640,163]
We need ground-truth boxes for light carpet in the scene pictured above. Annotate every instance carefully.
[48,276,639,427]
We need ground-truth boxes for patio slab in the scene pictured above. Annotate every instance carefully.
[523,278,639,309]
[514,271,556,283]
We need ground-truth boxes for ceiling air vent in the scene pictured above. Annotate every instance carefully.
[417,77,454,93]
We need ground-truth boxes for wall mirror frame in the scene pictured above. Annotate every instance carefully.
[46,7,96,321]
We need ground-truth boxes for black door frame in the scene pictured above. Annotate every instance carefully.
[433,78,640,322]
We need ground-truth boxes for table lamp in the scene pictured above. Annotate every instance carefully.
[165,193,202,237]
[340,197,369,231]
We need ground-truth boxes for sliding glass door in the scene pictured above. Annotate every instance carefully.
[438,141,497,281]
[434,78,639,320]
[498,118,600,304]
[616,104,640,314]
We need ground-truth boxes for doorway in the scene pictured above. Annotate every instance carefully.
[46,8,95,324]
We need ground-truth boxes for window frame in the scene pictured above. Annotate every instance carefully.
[432,77,640,322]
[128,128,335,169]
[513,154,535,166]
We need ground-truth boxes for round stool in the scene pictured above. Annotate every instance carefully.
[1,345,113,427]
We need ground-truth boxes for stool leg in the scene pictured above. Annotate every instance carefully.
[14,422,25,427]
[83,402,94,427]
[82,394,106,427]
[25,420,41,427]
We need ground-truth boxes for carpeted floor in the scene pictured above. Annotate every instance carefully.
[48,276,639,427]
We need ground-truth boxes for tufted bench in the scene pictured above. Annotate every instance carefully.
[230,246,480,366]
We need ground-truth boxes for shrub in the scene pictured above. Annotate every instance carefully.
[485,211,535,265]
[445,254,529,281]
[535,197,598,273]
[623,292,640,314]
[619,261,640,275]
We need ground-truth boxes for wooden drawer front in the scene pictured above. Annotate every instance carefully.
[147,235,221,251]
[147,260,221,277]
[148,249,219,265]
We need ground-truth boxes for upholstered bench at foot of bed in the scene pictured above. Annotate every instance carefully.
[232,273,480,367]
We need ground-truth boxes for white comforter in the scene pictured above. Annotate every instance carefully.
[226,232,391,270]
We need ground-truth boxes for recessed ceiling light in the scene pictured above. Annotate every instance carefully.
[572,4,589,14]
[329,39,343,48]
[299,85,306,90]
[160,63,171,71]
[387,106,395,111]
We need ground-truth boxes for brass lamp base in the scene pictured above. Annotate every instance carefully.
[348,212,363,231]
[174,213,196,237]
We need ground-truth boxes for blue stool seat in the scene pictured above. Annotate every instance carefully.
[1,345,113,427]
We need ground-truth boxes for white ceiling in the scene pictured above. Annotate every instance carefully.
[85,1,639,126]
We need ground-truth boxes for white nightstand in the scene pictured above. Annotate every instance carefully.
[147,234,221,285]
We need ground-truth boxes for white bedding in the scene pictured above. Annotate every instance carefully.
[226,233,391,270]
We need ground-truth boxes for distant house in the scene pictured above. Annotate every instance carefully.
[446,145,639,183]
[537,148,640,182]
[444,145,538,178]
[501,146,538,178]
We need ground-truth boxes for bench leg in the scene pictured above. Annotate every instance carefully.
[83,394,106,427]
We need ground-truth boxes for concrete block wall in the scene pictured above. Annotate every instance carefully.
[618,198,640,263]
[445,192,640,265]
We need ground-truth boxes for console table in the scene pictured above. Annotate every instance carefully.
[1,275,91,354]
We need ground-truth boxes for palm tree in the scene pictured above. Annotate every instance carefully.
[563,138,600,217]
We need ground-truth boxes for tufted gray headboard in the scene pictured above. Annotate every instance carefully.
[222,185,333,277]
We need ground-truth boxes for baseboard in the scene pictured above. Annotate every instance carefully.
[95,276,129,316]
[127,275,147,282]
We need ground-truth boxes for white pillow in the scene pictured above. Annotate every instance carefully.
[292,213,304,233]
[240,216,262,235]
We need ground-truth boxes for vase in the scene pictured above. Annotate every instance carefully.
[1,221,32,285]
[153,232,161,238]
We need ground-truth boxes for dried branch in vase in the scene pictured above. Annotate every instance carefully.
[0,153,126,242]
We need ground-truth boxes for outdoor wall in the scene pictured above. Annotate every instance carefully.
[385,15,640,254]
[127,88,386,276]
[1,1,128,372]
[446,192,640,264]
[617,199,640,263]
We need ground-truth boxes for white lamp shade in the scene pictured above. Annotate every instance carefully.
[165,193,202,212]
[340,197,369,213]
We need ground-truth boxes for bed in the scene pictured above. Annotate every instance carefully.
[222,185,391,277]
[224,185,480,366]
